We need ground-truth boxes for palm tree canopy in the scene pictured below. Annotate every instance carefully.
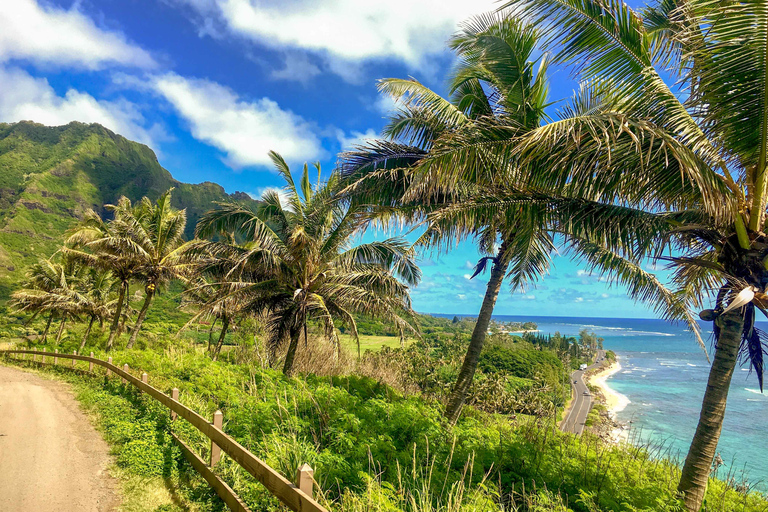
[193,151,420,360]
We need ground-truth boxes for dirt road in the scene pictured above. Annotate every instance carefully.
[0,364,118,511]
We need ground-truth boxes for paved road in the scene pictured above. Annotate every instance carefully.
[561,350,605,435]
[0,364,118,512]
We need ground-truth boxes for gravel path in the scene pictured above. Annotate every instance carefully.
[0,364,119,511]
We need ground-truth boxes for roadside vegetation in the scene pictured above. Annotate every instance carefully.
[3,339,766,512]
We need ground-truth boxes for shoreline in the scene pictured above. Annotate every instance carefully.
[588,358,631,443]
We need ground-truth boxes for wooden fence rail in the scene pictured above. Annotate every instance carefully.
[1,349,327,512]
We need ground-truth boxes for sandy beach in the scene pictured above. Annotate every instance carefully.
[588,358,631,442]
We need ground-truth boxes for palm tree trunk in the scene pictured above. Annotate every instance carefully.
[282,326,302,376]
[678,309,744,511]
[126,288,154,349]
[118,283,130,336]
[41,313,53,344]
[54,316,67,345]
[107,281,127,351]
[445,239,512,425]
[211,316,230,362]
[207,317,218,353]
[79,316,96,352]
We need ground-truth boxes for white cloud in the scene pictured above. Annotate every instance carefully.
[152,73,324,168]
[336,128,378,150]
[522,295,536,300]
[372,94,401,116]
[456,294,466,300]
[463,274,472,280]
[0,67,156,146]
[270,53,321,84]
[249,186,292,207]
[0,0,156,70]
[172,0,498,70]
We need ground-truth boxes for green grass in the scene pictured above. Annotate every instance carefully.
[338,334,414,352]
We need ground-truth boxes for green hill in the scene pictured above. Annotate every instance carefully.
[0,121,256,299]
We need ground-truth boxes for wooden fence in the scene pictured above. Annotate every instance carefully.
[1,349,327,512]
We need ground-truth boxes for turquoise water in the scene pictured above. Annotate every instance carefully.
[440,314,768,491]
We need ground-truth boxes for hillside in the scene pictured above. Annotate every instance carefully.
[0,121,256,299]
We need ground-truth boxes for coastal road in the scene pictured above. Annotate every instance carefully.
[561,350,605,435]
[0,364,118,511]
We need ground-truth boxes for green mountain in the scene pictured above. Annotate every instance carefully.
[0,121,256,299]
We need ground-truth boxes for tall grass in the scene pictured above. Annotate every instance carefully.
[2,343,767,512]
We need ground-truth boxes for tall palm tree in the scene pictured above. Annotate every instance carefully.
[121,190,188,348]
[342,14,696,425]
[67,192,188,350]
[412,1,768,508]
[196,151,419,376]
[66,208,140,350]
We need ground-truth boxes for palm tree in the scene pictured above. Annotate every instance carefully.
[65,208,140,350]
[342,14,696,425]
[69,269,117,352]
[180,273,245,361]
[196,151,419,376]
[67,191,188,350]
[10,259,62,343]
[411,1,768,508]
[120,190,188,348]
[10,257,84,345]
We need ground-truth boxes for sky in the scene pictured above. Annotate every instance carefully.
[0,0,673,319]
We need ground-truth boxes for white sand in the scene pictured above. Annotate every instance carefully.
[589,359,631,443]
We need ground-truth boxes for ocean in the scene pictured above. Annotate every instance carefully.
[438,314,768,491]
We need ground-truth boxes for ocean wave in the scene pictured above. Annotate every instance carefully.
[659,361,687,367]
[555,323,675,337]
[745,388,767,396]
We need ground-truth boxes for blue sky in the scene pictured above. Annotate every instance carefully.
[0,0,671,318]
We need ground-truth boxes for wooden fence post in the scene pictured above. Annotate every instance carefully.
[296,464,314,498]
[210,410,223,466]
[106,357,112,376]
[54,349,58,365]
[89,352,94,372]
[42,347,46,363]
[171,388,179,421]
[141,372,148,384]
[123,364,129,384]
[72,350,76,367]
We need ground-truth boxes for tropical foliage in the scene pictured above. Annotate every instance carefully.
[190,151,420,375]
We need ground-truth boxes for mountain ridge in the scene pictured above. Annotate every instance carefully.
[0,120,257,299]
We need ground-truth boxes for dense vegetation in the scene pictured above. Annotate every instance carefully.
[4,340,766,512]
